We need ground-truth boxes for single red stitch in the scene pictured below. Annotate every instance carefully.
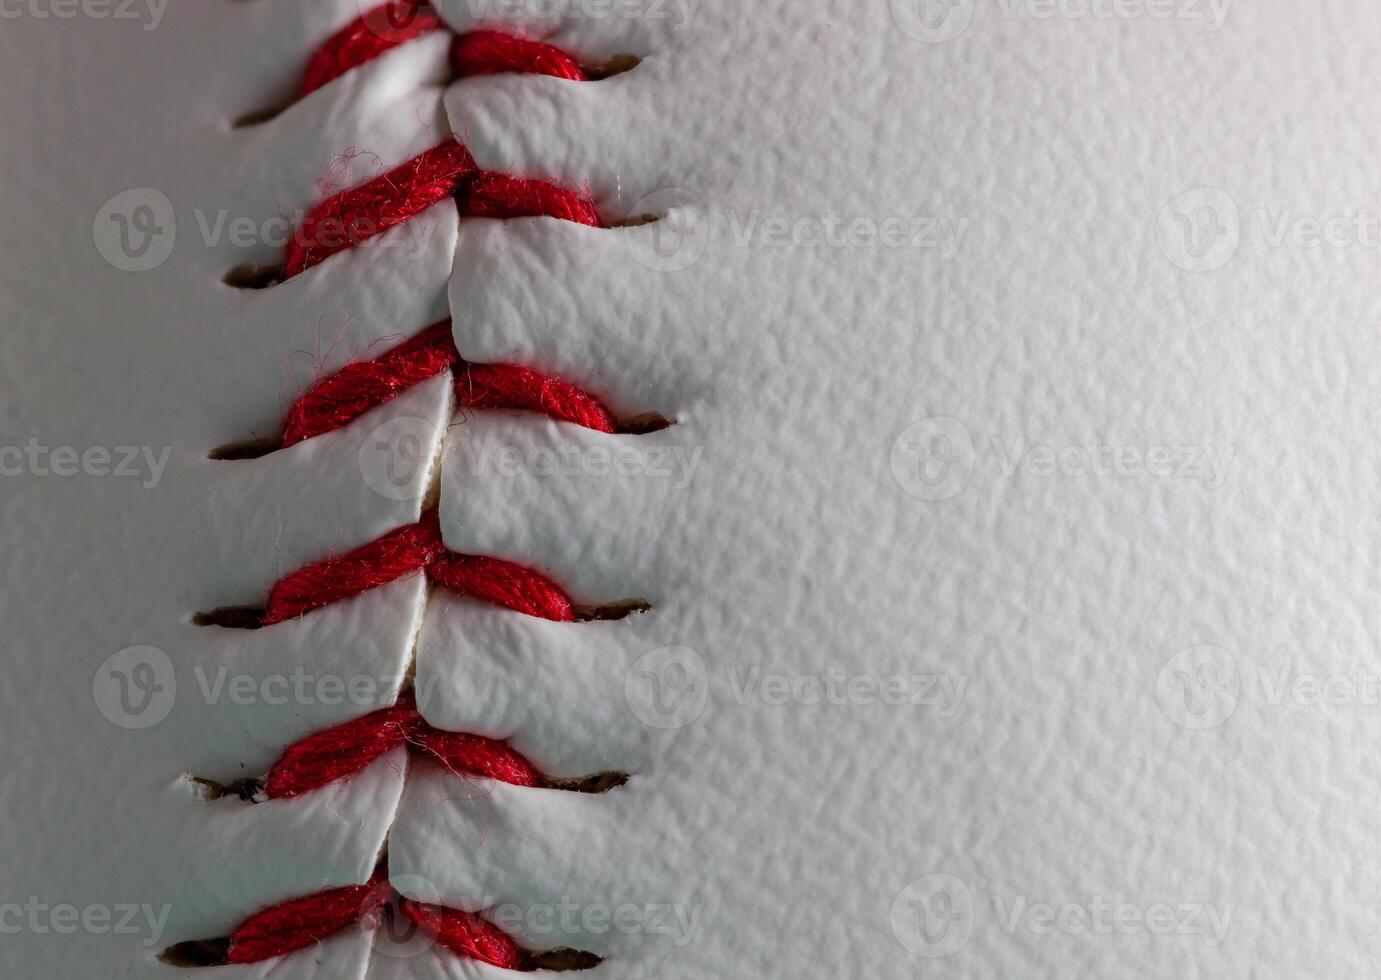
[220,863,524,969]
[263,511,447,625]
[262,508,578,625]
[283,321,456,447]
[457,360,617,433]
[460,171,604,226]
[299,1,443,98]
[282,140,477,279]
[299,3,590,98]
[451,29,588,81]
[282,319,617,446]
[226,866,389,964]
[263,698,417,800]
[281,139,602,279]
[398,897,524,968]
[265,690,542,800]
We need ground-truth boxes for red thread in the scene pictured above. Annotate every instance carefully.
[460,171,603,225]
[262,508,576,625]
[226,867,388,964]
[282,140,477,279]
[282,319,617,447]
[264,511,446,625]
[399,898,523,968]
[301,4,589,98]
[283,322,456,447]
[282,140,602,279]
[223,863,522,969]
[299,1,443,98]
[265,690,541,800]
[451,29,588,81]
[456,361,616,433]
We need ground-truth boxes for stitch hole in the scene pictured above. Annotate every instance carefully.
[208,436,283,461]
[519,948,604,972]
[573,599,651,622]
[184,776,265,802]
[192,606,267,629]
[158,939,231,968]
[223,263,284,289]
[609,213,661,228]
[231,99,293,129]
[544,771,630,794]
[582,53,641,80]
[617,412,675,435]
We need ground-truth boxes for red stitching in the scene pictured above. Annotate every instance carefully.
[282,138,601,279]
[175,13,640,971]
[300,2,589,99]
[263,690,541,800]
[262,507,576,625]
[220,860,525,969]
[282,319,617,447]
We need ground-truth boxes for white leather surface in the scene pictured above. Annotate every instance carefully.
[4,1,1381,978]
